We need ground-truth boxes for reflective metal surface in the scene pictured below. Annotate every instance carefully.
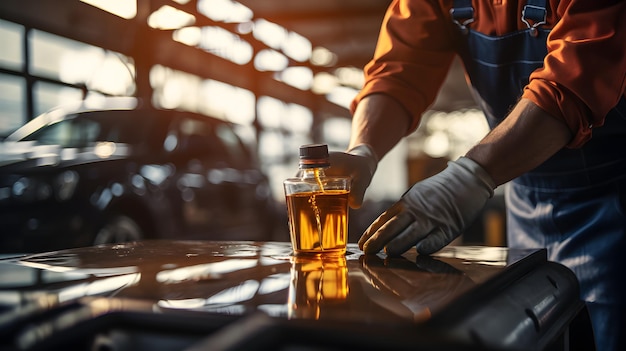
[1,241,536,320]
[0,241,588,351]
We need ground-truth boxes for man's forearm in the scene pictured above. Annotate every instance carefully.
[466,98,573,186]
[349,94,413,160]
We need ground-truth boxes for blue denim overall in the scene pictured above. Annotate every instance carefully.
[451,1,626,350]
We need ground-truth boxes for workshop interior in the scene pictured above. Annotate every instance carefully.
[0,1,603,350]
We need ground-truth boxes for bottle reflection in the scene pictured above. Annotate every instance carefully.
[287,256,348,319]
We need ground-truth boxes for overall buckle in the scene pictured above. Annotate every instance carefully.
[521,4,547,37]
[450,7,474,35]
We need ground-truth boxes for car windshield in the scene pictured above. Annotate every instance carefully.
[20,111,144,148]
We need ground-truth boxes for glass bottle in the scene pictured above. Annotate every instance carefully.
[283,144,350,256]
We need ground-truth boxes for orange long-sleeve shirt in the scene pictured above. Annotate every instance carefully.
[352,0,626,148]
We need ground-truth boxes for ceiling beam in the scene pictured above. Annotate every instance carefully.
[0,0,351,118]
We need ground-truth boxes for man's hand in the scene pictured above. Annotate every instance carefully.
[358,157,495,256]
[328,144,378,209]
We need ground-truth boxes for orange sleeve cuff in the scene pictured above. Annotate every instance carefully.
[522,82,593,149]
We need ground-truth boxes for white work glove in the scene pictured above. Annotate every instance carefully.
[327,144,378,209]
[358,157,496,256]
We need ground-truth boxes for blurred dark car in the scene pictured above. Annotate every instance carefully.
[0,97,279,253]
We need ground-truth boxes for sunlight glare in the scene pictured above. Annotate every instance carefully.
[172,26,202,46]
[257,96,284,129]
[199,79,255,125]
[322,118,351,145]
[254,49,288,71]
[276,67,313,90]
[311,72,339,94]
[311,47,337,67]
[283,103,312,133]
[90,54,135,95]
[59,47,103,85]
[282,31,311,62]
[173,26,253,65]
[253,19,287,50]
[335,67,364,89]
[258,96,312,134]
[59,48,135,96]
[198,0,253,23]
[326,86,359,109]
[148,6,196,30]
[423,131,450,158]
[80,0,137,19]
[203,27,253,65]
[259,132,283,155]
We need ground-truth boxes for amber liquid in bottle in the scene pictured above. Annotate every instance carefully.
[285,144,349,256]
[286,189,349,256]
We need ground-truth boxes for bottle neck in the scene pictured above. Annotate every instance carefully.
[298,166,327,179]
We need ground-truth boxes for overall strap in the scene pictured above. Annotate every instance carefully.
[522,0,547,36]
[450,0,474,34]
[451,0,547,36]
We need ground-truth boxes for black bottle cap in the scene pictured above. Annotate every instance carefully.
[299,144,330,168]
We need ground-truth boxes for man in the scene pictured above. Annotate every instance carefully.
[328,1,625,350]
